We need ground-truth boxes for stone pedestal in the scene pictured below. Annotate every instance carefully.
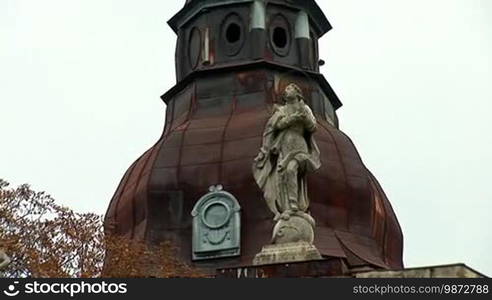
[253,242,322,266]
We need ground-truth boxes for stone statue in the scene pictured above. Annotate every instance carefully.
[252,83,322,264]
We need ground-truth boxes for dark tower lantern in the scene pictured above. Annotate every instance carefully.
[165,0,341,110]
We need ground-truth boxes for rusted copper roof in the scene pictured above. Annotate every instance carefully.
[104,0,403,275]
[104,69,403,273]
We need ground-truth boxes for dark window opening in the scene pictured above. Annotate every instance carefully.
[226,23,241,43]
[273,27,287,48]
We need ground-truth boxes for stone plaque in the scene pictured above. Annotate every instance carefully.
[191,185,241,260]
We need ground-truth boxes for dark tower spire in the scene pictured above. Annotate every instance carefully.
[165,0,341,109]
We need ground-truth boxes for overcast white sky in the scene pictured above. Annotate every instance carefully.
[1,0,491,275]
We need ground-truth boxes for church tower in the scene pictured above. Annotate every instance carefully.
[104,0,403,277]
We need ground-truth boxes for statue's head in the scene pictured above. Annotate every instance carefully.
[283,83,303,104]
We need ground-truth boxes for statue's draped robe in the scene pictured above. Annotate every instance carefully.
[253,103,321,218]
